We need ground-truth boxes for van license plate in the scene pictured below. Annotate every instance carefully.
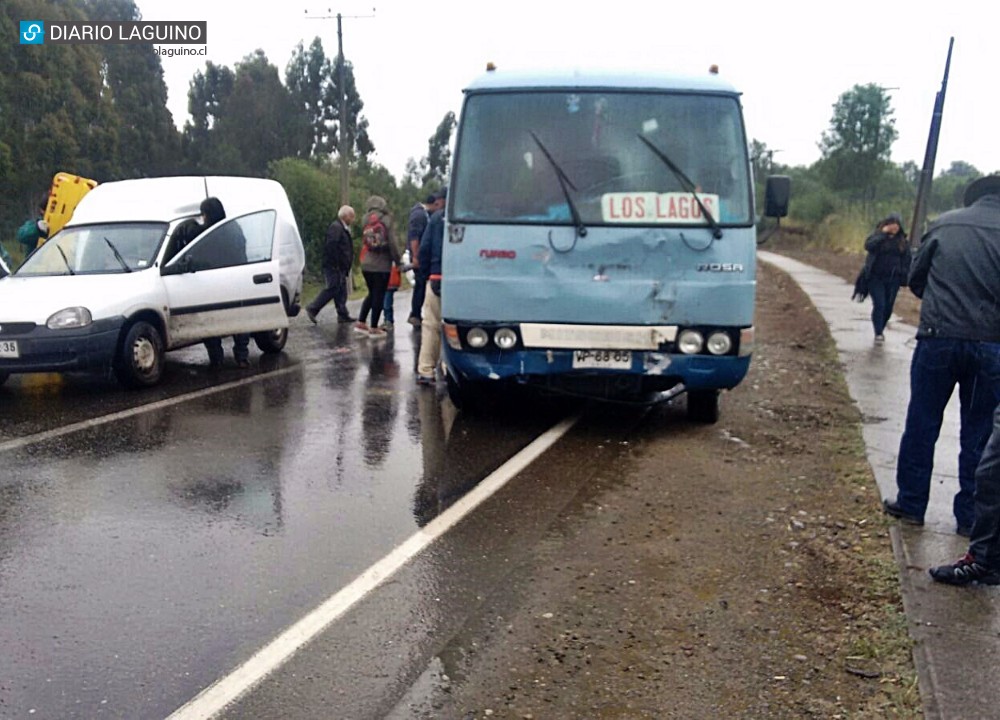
[0,340,19,359]
[572,350,631,369]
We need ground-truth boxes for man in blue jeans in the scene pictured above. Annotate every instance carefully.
[884,175,1000,536]
[931,402,1000,585]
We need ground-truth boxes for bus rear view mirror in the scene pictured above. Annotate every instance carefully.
[764,176,790,218]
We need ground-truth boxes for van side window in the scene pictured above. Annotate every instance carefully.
[184,210,276,271]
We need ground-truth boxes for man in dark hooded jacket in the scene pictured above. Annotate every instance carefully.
[885,175,1000,540]
[197,197,251,368]
[928,179,1000,585]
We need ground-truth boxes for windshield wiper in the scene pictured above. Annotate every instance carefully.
[529,131,587,238]
[637,134,723,239]
[104,237,132,273]
[54,244,75,275]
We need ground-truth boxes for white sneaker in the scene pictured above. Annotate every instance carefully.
[874,334,885,344]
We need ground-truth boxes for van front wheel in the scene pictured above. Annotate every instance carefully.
[254,328,288,354]
[114,321,164,388]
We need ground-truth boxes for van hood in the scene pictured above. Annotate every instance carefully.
[0,273,159,325]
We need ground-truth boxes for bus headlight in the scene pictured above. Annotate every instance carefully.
[494,328,518,350]
[677,329,704,355]
[706,331,733,355]
[466,327,489,348]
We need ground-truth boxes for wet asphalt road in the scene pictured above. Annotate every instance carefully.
[0,304,617,719]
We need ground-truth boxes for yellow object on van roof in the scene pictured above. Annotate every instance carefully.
[43,172,99,242]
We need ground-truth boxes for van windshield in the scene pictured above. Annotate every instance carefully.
[452,91,752,226]
[15,223,167,276]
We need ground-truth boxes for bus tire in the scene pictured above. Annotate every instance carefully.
[254,328,288,354]
[446,373,491,414]
[687,389,720,424]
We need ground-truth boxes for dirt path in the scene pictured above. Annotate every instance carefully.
[398,256,922,718]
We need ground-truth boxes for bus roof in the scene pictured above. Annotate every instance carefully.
[463,68,741,96]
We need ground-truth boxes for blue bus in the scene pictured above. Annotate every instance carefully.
[441,67,788,421]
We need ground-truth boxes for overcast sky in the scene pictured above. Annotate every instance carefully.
[135,0,1000,182]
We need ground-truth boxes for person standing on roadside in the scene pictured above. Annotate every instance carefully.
[931,400,1000,586]
[306,205,356,324]
[416,188,446,385]
[198,197,252,369]
[16,199,49,256]
[407,190,444,327]
[354,195,400,338]
[884,175,1000,537]
[862,213,910,344]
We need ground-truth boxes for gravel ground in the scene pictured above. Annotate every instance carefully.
[391,248,923,719]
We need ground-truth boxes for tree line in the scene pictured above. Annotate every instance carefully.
[752,83,996,237]
[2,0,452,270]
[4,1,995,266]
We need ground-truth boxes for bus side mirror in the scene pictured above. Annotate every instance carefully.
[764,175,790,218]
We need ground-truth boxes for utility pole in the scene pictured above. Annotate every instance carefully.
[305,6,375,207]
[911,37,954,242]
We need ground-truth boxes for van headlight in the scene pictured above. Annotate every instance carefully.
[47,307,93,329]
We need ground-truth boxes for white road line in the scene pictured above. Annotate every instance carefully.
[167,414,580,720]
[0,367,299,456]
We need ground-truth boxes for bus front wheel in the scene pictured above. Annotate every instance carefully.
[446,373,493,414]
[686,389,720,424]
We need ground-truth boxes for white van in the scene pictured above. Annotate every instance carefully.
[0,176,305,388]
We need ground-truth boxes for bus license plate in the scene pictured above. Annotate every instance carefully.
[0,340,19,359]
[573,350,631,369]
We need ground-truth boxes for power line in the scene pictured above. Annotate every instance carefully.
[304,6,376,206]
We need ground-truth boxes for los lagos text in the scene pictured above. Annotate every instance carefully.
[602,192,720,224]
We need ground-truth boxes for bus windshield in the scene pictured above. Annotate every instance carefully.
[452,91,752,227]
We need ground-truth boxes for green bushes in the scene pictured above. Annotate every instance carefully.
[268,158,341,278]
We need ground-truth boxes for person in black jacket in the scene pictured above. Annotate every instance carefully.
[928,179,1000,586]
[306,205,356,323]
[197,197,252,368]
[884,175,1000,540]
[862,212,910,344]
[407,190,446,326]
[416,194,446,385]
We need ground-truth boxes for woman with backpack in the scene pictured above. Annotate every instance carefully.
[354,195,401,338]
